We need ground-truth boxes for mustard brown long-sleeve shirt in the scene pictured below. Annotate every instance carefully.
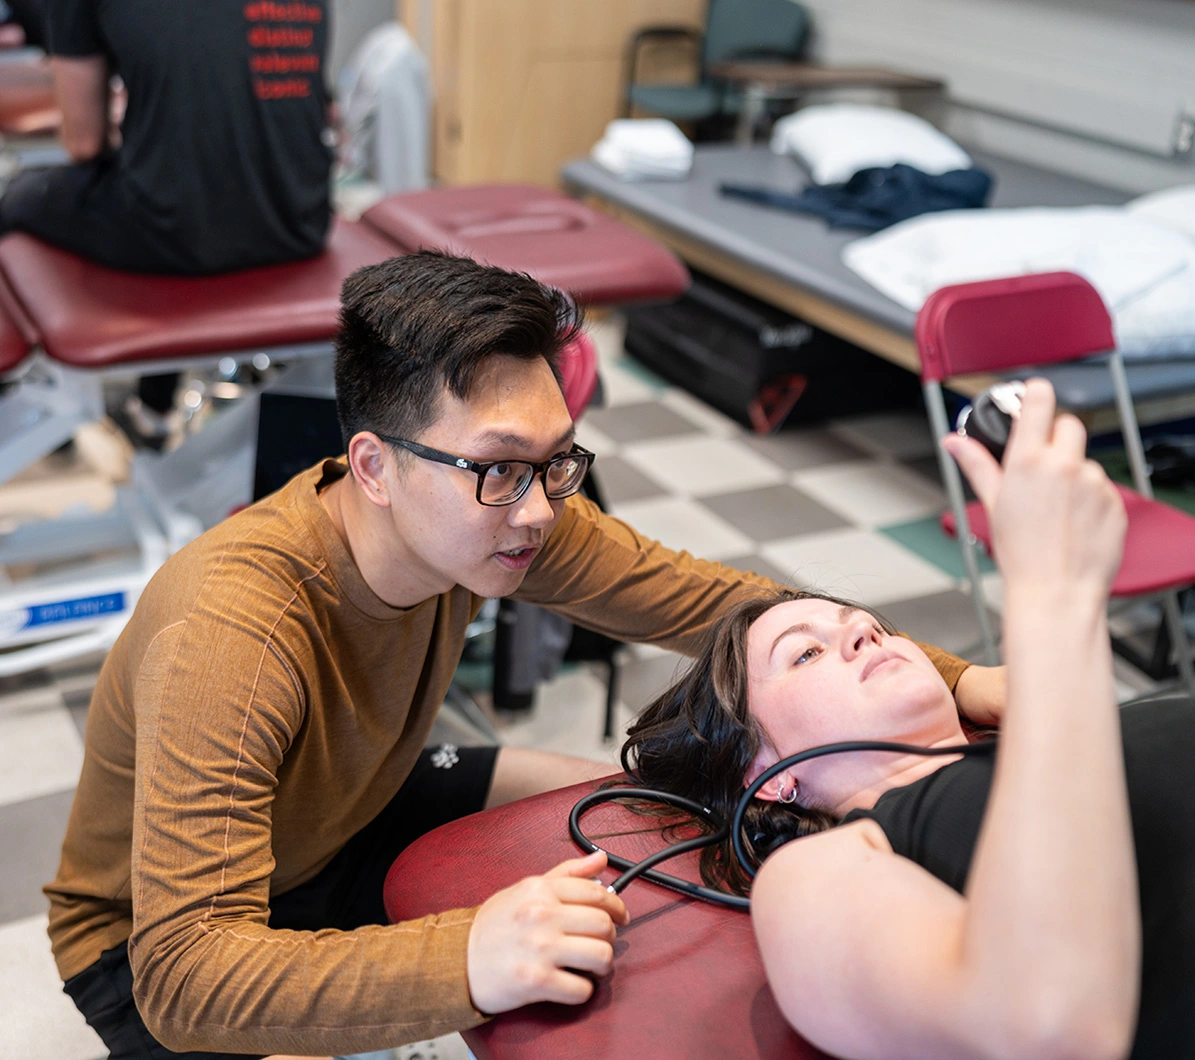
[45,458,970,1056]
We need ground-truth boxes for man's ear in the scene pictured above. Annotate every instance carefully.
[347,432,393,509]
[744,748,787,804]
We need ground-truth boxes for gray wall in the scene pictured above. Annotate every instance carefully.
[327,0,398,82]
[798,0,1195,193]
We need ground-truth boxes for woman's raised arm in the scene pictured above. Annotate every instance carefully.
[753,380,1139,1060]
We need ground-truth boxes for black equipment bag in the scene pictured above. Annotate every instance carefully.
[623,269,922,431]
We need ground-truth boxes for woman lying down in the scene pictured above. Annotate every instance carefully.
[623,379,1191,1060]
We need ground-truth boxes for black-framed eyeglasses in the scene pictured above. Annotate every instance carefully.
[377,434,595,507]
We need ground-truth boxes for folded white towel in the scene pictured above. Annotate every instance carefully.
[592,119,693,180]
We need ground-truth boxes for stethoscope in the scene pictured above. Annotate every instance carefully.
[570,738,997,911]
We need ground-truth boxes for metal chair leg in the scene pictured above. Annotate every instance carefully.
[1161,591,1195,696]
[924,381,999,664]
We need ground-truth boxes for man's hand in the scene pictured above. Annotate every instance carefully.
[467,850,630,1015]
[953,662,1007,727]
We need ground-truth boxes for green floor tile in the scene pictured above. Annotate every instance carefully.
[1093,450,1195,516]
[880,515,996,580]
[615,354,669,391]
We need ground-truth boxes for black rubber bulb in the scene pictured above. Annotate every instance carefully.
[955,381,1026,462]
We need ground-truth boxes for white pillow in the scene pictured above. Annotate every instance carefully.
[770,103,972,185]
[1126,185,1195,241]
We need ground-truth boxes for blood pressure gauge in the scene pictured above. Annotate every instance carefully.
[955,381,1026,462]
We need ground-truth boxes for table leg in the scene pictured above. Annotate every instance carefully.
[736,81,768,146]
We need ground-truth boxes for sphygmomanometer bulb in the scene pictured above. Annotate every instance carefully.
[955,380,1026,462]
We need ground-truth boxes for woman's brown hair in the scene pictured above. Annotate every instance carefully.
[620,588,897,896]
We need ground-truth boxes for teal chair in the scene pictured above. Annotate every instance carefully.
[622,0,810,128]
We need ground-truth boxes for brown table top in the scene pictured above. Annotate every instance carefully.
[708,60,944,92]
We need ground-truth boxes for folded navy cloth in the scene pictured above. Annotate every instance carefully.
[720,163,993,232]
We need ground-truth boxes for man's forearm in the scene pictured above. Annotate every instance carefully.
[130,910,485,1055]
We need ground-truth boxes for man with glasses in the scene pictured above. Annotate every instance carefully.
[45,251,1005,1059]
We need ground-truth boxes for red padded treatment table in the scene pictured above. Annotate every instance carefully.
[361,184,690,307]
[0,219,399,369]
[0,275,30,374]
[384,778,831,1060]
[0,57,60,135]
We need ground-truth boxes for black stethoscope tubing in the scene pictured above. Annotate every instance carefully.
[571,738,996,911]
[569,787,751,910]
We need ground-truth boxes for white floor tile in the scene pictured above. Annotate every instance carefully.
[791,461,946,528]
[573,420,617,459]
[627,640,676,662]
[0,703,85,808]
[496,666,630,765]
[761,528,955,607]
[619,436,784,498]
[978,572,1006,615]
[392,1034,473,1060]
[0,914,104,1060]
[609,496,754,561]
[0,682,64,721]
[597,359,665,407]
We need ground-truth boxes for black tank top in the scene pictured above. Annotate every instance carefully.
[842,695,1195,1059]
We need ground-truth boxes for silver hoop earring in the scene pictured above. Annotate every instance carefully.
[777,781,798,804]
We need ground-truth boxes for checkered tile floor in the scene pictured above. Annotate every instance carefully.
[584,317,999,651]
[0,314,1164,1060]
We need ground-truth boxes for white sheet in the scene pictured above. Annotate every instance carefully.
[1127,184,1195,240]
[843,207,1195,358]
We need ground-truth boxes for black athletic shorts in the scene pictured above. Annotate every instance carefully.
[62,743,499,1060]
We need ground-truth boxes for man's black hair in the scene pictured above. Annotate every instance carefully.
[334,250,583,450]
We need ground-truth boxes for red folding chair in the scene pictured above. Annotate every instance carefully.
[916,271,1195,693]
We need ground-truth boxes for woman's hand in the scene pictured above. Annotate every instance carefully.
[942,378,1126,602]
[952,663,1006,727]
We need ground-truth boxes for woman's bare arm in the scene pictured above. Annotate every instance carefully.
[753,381,1139,1060]
[755,822,986,1060]
[951,382,1138,1057]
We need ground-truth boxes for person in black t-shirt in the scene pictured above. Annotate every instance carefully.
[0,0,332,274]
[624,379,1189,1059]
[0,0,334,433]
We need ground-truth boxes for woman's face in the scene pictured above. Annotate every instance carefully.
[744,597,960,807]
